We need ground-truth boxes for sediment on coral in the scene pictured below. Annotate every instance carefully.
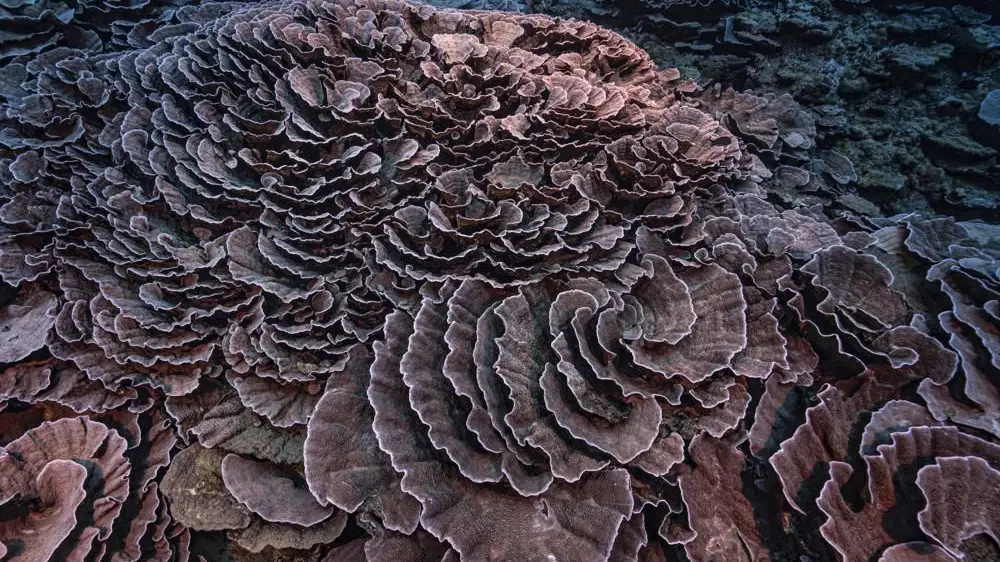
[0,0,998,560]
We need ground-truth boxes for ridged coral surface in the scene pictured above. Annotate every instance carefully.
[0,0,998,560]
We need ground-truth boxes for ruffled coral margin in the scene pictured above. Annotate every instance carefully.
[0,0,998,560]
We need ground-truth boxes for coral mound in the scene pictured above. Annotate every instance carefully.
[0,0,998,560]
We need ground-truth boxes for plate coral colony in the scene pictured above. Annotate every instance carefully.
[0,0,997,561]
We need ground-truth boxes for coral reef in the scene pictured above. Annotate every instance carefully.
[0,0,998,561]
[535,0,1000,220]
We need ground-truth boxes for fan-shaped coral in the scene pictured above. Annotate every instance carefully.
[0,0,998,560]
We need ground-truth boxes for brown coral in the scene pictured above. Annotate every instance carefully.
[1,0,999,560]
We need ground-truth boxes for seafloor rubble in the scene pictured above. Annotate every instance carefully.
[0,0,998,561]
[469,0,1000,220]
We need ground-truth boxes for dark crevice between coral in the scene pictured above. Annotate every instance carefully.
[881,457,939,547]
[741,446,834,562]
[189,530,235,562]
[747,378,811,460]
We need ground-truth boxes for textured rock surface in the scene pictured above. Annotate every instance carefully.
[537,0,1000,220]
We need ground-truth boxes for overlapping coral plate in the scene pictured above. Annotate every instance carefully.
[0,0,997,560]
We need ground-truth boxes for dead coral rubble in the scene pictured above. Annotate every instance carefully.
[0,0,998,561]
[540,0,1000,220]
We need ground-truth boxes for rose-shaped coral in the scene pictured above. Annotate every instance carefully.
[2,0,1000,560]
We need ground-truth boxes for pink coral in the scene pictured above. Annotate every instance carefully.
[0,0,998,560]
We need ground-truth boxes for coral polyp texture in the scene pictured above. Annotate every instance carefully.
[0,0,998,560]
